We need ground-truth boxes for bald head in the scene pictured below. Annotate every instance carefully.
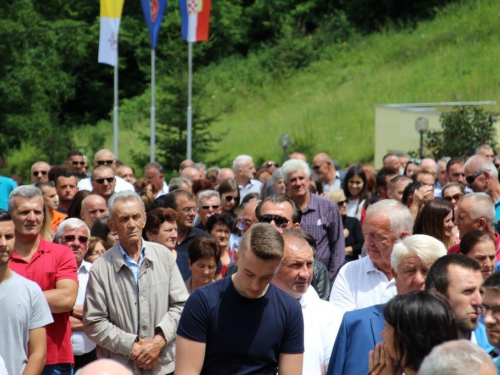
[179,159,195,173]
[181,167,200,182]
[77,359,132,375]
[216,168,235,186]
[31,161,51,183]
[93,149,116,170]
[288,152,307,162]
[80,194,108,229]
[420,158,438,173]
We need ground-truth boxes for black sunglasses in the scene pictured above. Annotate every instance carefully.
[93,177,115,184]
[96,160,114,166]
[263,162,279,168]
[72,161,85,166]
[259,214,290,229]
[337,200,347,206]
[224,196,240,203]
[62,235,88,244]
[33,171,48,176]
[465,170,490,185]
[443,193,463,202]
[201,205,220,210]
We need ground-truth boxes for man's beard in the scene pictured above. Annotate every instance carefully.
[457,317,479,339]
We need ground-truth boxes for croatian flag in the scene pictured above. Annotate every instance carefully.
[140,0,168,50]
[98,0,125,66]
[180,0,211,42]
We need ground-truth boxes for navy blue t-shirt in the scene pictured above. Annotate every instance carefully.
[177,276,304,374]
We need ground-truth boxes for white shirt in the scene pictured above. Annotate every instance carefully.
[322,171,342,194]
[329,256,396,313]
[155,181,169,198]
[346,198,365,221]
[72,261,96,356]
[238,179,262,201]
[77,175,134,193]
[300,287,343,375]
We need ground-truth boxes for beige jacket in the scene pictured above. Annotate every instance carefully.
[83,240,189,374]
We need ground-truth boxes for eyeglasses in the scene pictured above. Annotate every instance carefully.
[93,177,115,184]
[337,200,347,206]
[72,161,85,166]
[62,235,88,244]
[443,193,463,202]
[33,171,48,177]
[312,162,326,171]
[259,214,290,229]
[465,170,490,185]
[201,205,220,210]
[180,207,197,213]
[96,160,114,166]
[482,304,500,319]
[224,196,240,203]
[263,162,279,168]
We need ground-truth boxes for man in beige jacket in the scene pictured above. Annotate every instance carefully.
[83,191,189,374]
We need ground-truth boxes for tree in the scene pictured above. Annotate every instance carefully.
[423,106,498,160]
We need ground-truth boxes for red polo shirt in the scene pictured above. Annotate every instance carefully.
[447,232,500,262]
[10,236,78,365]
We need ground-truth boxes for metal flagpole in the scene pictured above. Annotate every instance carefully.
[187,41,193,160]
[150,49,156,162]
[113,62,119,159]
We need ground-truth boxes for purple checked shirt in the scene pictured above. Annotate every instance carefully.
[299,193,345,282]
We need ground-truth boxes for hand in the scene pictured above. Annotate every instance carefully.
[413,185,433,206]
[368,343,394,375]
[133,335,166,369]
[343,228,350,239]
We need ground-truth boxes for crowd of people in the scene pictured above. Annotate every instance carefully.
[1,145,500,374]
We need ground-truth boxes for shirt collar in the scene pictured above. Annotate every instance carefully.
[118,240,146,263]
[78,260,92,273]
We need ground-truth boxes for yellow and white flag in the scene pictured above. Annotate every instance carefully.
[98,0,125,66]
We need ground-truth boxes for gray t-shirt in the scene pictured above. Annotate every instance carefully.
[0,271,53,375]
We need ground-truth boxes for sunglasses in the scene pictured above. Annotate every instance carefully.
[96,160,114,166]
[33,171,48,177]
[337,200,347,206]
[259,214,290,229]
[465,170,490,185]
[263,162,279,168]
[93,177,115,184]
[72,161,85,166]
[62,235,88,244]
[312,162,326,171]
[224,196,240,203]
[201,205,220,210]
[443,193,463,202]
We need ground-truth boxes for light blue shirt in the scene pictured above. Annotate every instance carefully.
[118,241,146,288]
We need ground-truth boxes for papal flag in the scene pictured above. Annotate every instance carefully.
[98,0,125,66]
[180,0,211,42]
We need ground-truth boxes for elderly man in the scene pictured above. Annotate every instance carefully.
[311,153,345,194]
[215,168,235,188]
[327,234,447,375]
[83,191,188,374]
[144,162,168,198]
[195,190,221,231]
[282,159,345,282]
[382,153,401,172]
[31,161,51,184]
[435,157,450,196]
[476,144,495,161]
[179,159,195,175]
[80,195,108,230]
[273,229,343,375]
[180,167,200,183]
[91,166,116,204]
[56,219,97,370]
[0,209,53,375]
[65,150,86,174]
[387,175,412,203]
[176,224,304,375]
[233,155,262,201]
[116,165,136,184]
[77,149,134,192]
[55,170,79,215]
[8,186,78,375]
[329,199,412,312]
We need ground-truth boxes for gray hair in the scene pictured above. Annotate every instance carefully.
[464,155,498,179]
[419,340,494,375]
[437,157,451,173]
[233,155,253,172]
[460,193,496,228]
[475,144,493,154]
[391,234,446,271]
[195,162,206,170]
[197,190,221,207]
[108,191,145,217]
[144,162,163,174]
[168,177,192,192]
[272,168,284,182]
[56,218,90,239]
[365,199,413,236]
[8,185,43,212]
[281,159,311,183]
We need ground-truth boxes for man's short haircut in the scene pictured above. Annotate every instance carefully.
[54,170,75,187]
[464,154,498,179]
[482,270,500,292]
[91,165,115,179]
[419,340,495,375]
[365,199,413,237]
[168,177,192,192]
[35,182,55,191]
[282,227,317,256]
[163,190,195,211]
[281,159,311,183]
[391,234,446,271]
[195,162,206,170]
[402,181,423,205]
[56,218,90,239]
[441,182,465,197]
[0,209,12,222]
[375,167,398,191]
[116,165,135,175]
[446,157,465,173]
[382,153,398,165]
[437,157,451,172]
[145,162,163,174]
[8,185,43,212]
[459,193,496,228]
[197,190,220,207]
[232,155,253,172]
[239,223,284,260]
[66,150,83,160]
[388,175,412,192]
[424,254,481,295]
[475,144,493,154]
[255,194,302,224]
[108,191,145,217]
[412,166,436,181]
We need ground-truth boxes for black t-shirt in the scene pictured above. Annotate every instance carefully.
[177,276,304,374]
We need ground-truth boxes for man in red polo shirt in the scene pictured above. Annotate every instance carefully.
[8,185,78,375]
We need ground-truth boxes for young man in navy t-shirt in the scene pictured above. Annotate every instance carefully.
[176,223,304,375]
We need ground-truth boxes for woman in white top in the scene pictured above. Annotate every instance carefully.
[343,164,370,221]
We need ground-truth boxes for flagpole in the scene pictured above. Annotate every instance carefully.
[187,41,193,160]
[150,48,156,162]
[113,62,118,159]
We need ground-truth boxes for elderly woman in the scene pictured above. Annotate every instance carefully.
[85,237,108,263]
[205,213,234,277]
[143,207,178,258]
[185,237,221,293]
